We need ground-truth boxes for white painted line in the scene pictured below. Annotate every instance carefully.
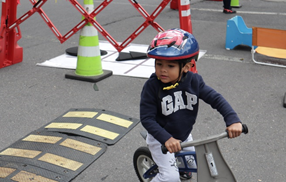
[203,54,245,63]
[191,8,286,16]
[265,0,286,2]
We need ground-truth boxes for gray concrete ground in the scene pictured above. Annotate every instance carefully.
[1,0,286,181]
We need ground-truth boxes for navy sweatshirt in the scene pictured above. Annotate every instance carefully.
[140,72,240,145]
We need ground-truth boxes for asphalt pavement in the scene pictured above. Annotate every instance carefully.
[0,0,286,181]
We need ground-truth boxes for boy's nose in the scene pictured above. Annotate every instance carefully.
[161,66,167,72]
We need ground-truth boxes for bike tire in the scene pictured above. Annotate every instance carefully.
[133,146,155,182]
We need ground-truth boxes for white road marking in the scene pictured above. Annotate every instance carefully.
[203,54,245,63]
[191,8,286,16]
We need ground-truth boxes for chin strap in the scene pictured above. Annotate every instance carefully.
[163,83,179,90]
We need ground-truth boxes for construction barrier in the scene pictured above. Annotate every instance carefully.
[169,0,192,33]
[178,0,192,33]
[169,0,196,72]
[0,0,194,75]
[0,0,23,69]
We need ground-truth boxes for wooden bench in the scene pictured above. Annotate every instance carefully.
[252,27,286,68]
[252,27,286,107]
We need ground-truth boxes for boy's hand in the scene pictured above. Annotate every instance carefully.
[227,122,242,138]
[165,137,181,153]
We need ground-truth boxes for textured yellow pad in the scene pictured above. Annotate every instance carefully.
[63,111,98,118]
[0,148,41,158]
[80,125,119,140]
[38,153,83,171]
[22,134,62,144]
[60,138,102,155]
[11,171,58,182]
[256,46,286,59]
[45,123,82,129]
[97,113,133,128]
[0,167,16,178]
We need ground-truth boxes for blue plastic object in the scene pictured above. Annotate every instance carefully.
[225,16,252,50]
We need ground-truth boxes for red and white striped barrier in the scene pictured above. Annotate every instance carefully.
[0,0,193,68]
[178,0,192,33]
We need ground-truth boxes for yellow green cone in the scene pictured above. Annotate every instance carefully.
[75,0,103,76]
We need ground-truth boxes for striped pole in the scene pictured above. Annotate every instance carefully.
[75,0,103,76]
[178,0,192,34]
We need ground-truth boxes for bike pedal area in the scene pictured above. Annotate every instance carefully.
[0,108,139,181]
[182,174,197,182]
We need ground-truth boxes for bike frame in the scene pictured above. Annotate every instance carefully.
[143,151,197,179]
[135,124,248,181]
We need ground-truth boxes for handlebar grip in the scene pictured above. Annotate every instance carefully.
[242,124,248,134]
[161,145,168,154]
[161,124,248,154]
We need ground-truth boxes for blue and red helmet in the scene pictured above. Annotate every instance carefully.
[147,28,199,61]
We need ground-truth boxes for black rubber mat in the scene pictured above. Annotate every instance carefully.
[0,161,68,182]
[0,131,107,181]
[116,51,147,61]
[38,108,140,145]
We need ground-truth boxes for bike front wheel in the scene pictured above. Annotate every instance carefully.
[133,146,156,182]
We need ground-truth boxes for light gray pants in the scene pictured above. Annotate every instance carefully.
[146,133,195,182]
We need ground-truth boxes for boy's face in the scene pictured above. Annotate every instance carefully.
[155,59,181,84]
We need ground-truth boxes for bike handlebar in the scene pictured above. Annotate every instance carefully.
[161,124,248,154]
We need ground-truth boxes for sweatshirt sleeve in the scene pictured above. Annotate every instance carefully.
[197,75,241,126]
[140,80,172,144]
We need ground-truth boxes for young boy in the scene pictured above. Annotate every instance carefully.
[140,28,242,182]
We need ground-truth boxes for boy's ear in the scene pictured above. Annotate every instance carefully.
[183,62,192,73]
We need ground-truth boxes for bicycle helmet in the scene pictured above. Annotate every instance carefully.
[147,28,199,62]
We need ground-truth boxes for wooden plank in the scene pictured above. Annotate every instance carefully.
[252,27,286,49]
[256,47,286,59]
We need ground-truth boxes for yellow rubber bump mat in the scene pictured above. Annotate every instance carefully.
[0,162,70,181]
[22,134,62,144]
[0,148,41,159]
[11,171,58,182]
[60,138,102,155]
[97,113,133,128]
[81,125,119,140]
[0,131,107,181]
[63,111,98,118]
[0,167,16,178]
[45,123,82,129]
[40,108,140,145]
[38,153,83,171]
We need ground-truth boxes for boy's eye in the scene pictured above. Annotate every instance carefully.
[168,65,175,68]
[156,62,162,66]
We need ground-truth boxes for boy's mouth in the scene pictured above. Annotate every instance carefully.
[160,75,168,79]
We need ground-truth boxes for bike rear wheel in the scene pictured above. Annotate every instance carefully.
[133,146,156,182]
